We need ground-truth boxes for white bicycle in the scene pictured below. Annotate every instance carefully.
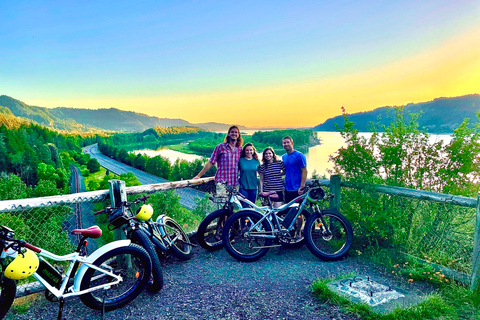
[0,224,152,320]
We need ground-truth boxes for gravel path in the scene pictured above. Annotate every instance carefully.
[8,241,426,320]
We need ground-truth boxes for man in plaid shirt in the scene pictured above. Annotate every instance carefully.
[193,125,243,195]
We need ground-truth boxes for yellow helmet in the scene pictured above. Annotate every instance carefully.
[135,204,153,221]
[5,249,39,280]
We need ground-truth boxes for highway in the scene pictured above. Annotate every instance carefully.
[84,144,207,210]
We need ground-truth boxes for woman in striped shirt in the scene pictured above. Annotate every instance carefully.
[258,147,285,208]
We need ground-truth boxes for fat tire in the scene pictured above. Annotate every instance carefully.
[278,208,311,249]
[0,277,16,320]
[305,209,353,261]
[197,209,230,251]
[79,244,152,311]
[164,217,193,260]
[222,210,272,262]
[131,229,164,292]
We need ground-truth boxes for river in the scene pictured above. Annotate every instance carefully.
[132,131,453,178]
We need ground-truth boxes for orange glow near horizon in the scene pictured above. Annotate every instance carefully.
[31,28,480,128]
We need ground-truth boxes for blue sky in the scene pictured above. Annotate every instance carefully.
[1,1,479,127]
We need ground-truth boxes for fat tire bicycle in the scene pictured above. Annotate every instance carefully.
[197,185,311,251]
[0,224,152,320]
[95,196,164,293]
[98,195,193,263]
[222,181,353,262]
[0,276,15,320]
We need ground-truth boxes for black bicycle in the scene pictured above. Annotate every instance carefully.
[97,195,193,281]
[95,196,164,292]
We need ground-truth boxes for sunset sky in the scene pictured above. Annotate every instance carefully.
[2,1,479,128]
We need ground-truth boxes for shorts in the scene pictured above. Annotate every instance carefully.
[284,190,300,203]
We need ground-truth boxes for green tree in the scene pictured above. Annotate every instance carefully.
[34,179,61,197]
[37,163,69,192]
[87,158,101,173]
[119,172,141,186]
[0,174,30,200]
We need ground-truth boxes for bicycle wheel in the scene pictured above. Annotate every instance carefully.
[277,208,311,249]
[222,210,272,262]
[0,277,16,320]
[305,209,353,261]
[79,244,152,311]
[131,229,164,293]
[163,217,193,260]
[197,209,230,251]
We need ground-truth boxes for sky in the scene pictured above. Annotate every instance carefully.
[1,0,479,128]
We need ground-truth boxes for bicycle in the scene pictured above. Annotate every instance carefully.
[97,195,193,265]
[0,224,152,320]
[222,181,353,262]
[197,184,311,251]
[95,196,163,292]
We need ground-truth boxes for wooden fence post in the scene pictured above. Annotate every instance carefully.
[109,179,127,241]
[330,175,341,211]
[471,192,480,291]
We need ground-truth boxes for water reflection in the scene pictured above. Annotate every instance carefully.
[130,131,453,178]
[132,148,203,162]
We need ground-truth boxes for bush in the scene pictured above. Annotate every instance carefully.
[87,158,101,173]
[330,107,480,262]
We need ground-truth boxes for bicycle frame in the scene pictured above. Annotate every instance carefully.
[1,239,133,299]
[225,191,270,214]
[139,215,175,251]
[244,193,321,239]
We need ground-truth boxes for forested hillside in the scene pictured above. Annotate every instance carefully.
[0,95,246,132]
[0,120,100,199]
[315,94,480,133]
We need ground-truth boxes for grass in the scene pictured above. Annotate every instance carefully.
[311,275,456,319]
[83,166,109,184]
[311,246,480,319]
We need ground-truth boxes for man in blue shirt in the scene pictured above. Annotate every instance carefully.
[282,136,308,203]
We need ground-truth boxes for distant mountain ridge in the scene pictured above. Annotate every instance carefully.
[314,94,480,133]
[0,95,244,132]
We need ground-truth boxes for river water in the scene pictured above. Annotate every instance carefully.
[132,131,453,178]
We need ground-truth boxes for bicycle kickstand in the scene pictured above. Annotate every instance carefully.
[57,297,65,320]
[101,288,109,320]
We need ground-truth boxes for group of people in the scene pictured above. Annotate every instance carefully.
[193,125,308,207]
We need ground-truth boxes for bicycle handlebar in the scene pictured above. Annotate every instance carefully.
[94,195,150,215]
[23,241,41,253]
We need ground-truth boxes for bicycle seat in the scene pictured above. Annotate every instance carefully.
[259,191,280,200]
[71,226,102,239]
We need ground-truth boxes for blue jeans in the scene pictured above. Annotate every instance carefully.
[239,188,257,207]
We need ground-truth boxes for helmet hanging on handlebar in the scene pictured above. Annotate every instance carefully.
[5,249,39,280]
[307,187,325,203]
[135,204,153,221]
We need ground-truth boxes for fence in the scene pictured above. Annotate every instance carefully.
[323,175,479,290]
[0,177,216,297]
[1,175,479,297]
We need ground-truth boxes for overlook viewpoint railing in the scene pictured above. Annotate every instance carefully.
[1,175,479,298]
